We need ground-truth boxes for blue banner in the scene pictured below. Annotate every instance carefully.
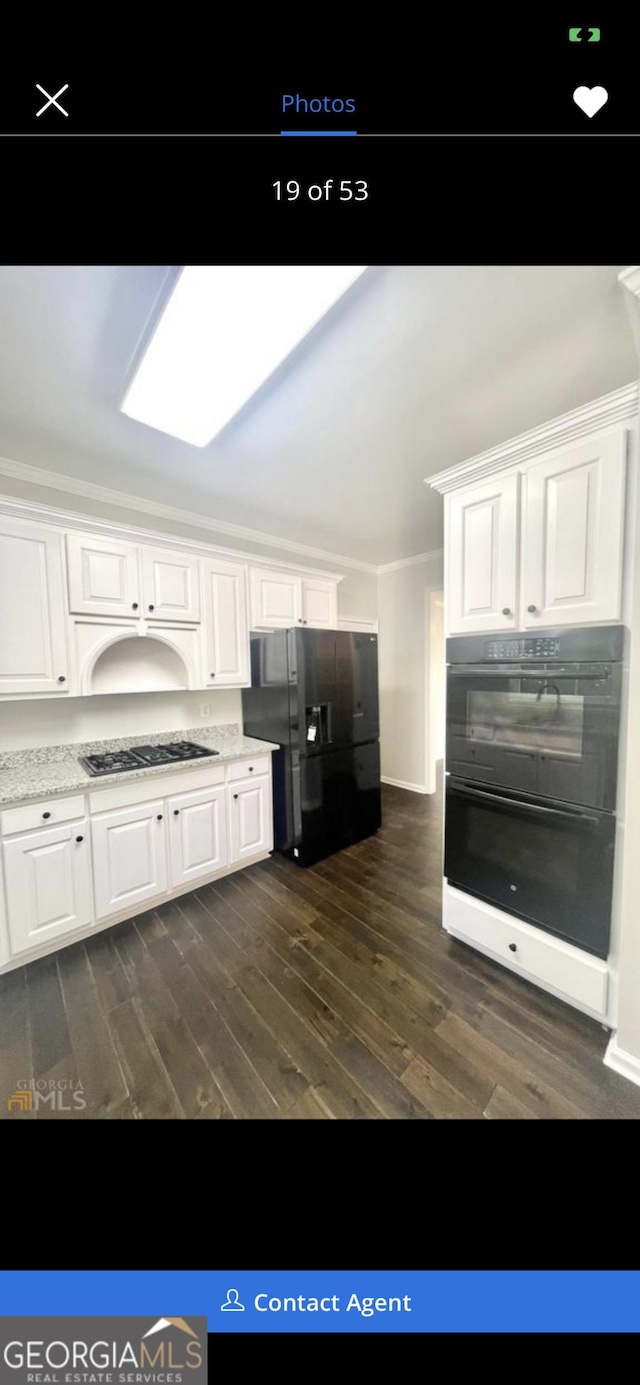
[0,1271,639,1332]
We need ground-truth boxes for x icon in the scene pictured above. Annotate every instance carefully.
[35,83,69,117]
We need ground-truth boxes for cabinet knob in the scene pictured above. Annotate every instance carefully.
[75,835,84,843]
[248,766,254,772]
[132,602,139,610]
[527,604,538,614]
[233,793,239,800]
[156,814,163,821]
[508,943,517,953]
[42,811,51,820]
[210,672,216,678]
[502,607,512,616]
[303,620,308,625]
[148,604,155,612]
[298,618,303,623]
[57,675,66,683]
[173,809,180,816]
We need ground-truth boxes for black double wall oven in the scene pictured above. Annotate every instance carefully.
[444,626,624,960]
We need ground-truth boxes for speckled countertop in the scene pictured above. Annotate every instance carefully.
[0,723,279,809]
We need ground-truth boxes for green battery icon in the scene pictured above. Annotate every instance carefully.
[569,27,600,41]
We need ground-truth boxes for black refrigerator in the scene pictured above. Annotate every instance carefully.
[242,628,382,866]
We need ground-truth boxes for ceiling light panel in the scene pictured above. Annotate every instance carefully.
[121,264,367,446]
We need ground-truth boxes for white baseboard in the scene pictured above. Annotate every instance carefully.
[381,776,430,795]
[603,1033,640,1088]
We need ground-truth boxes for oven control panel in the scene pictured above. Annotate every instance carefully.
[485,636,561,660]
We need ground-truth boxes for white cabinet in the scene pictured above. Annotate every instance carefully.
[141,545,200,622]
[302,577,338,628]
[168,784,228,888]
[202,558,249,686]
[91,800,167,919]
[3,821,93,955]
[228,775,273,862]
[250,566,339,630]
[66,532,140,618]
[521,431,627,628]
[444,428,628,636]
[250,566,301,629]
[447,474,519,635]
[0,519,70,696]
[67,533,201,623]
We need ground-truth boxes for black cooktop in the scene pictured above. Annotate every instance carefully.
[79,741,219,777]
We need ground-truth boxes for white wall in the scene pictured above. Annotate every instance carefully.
[0,689,242,751]
[377,552,444,793]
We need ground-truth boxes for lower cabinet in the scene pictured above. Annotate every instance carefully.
[0,756,275,969]
[2,820,93,955]
[229,775,272,862]
[91,800,168,919]
[168,784,228,888]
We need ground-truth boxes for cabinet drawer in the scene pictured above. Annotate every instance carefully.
[444,884,608,1016]
[89,764,225,813]
[226,755,270,782]
[1,794,86,836]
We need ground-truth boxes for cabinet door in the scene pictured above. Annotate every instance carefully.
[250,567,302,629]
[202,558,249,686]
[228,776,273,862]
[66,532,140,618]
[3,822,92,956]
[0,520,69,695]
[302,578,338,628]
[168,784,228,888]
[91,801,167,919]
[141,546,201,622]
[447,474,519,634]
[522,431,627,628]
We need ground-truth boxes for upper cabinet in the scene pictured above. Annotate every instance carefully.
[437,422,629,636]
[250,566,339,630]
[521,432,627,628]
[141,546,200,622]
[66,534,200,622]
[0,519,70,696]
[66,533,140,619]
[447,474,519,635]
[202,557,249,686]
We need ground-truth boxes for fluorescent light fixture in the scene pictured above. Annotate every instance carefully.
[121,264,367,446]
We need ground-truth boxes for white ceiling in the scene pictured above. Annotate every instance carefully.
[0,264,636,566]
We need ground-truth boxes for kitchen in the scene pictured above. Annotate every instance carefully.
[1,263,640,1120]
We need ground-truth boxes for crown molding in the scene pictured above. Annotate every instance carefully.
[425,381,639,495]
[0,454,377,574]
[618,266,640,298]
[377,548,444,574]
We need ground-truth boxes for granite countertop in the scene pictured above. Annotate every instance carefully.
[0,723,279,809]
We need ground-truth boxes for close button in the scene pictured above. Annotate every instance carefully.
[35,83,69,117]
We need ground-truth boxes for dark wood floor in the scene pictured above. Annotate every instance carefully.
[3,780,640,1119]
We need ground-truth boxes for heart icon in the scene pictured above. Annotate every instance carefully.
[573,86,608,117]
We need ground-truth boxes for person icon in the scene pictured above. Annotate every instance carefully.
[221,1289,245,1312]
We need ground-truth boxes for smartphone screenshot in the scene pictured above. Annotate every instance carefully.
[1,19,639,1357]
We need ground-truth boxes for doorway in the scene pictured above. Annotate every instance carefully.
[426,588,445,794]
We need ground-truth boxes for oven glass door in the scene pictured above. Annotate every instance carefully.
[444,778,615,958]
[446,663,620,810]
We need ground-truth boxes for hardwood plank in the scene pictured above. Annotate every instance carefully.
[484,1086,540,1121]
[106,997,185,1120]
[26,954,80,1118]
[56,944,129,1116]
[84,930,134,1012]
[113,922,237,1119]
[435,1013,588,1120]
[401,1056,485,1120]
[0,969,34,1119]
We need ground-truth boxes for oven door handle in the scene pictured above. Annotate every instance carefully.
[449,781,601,825]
